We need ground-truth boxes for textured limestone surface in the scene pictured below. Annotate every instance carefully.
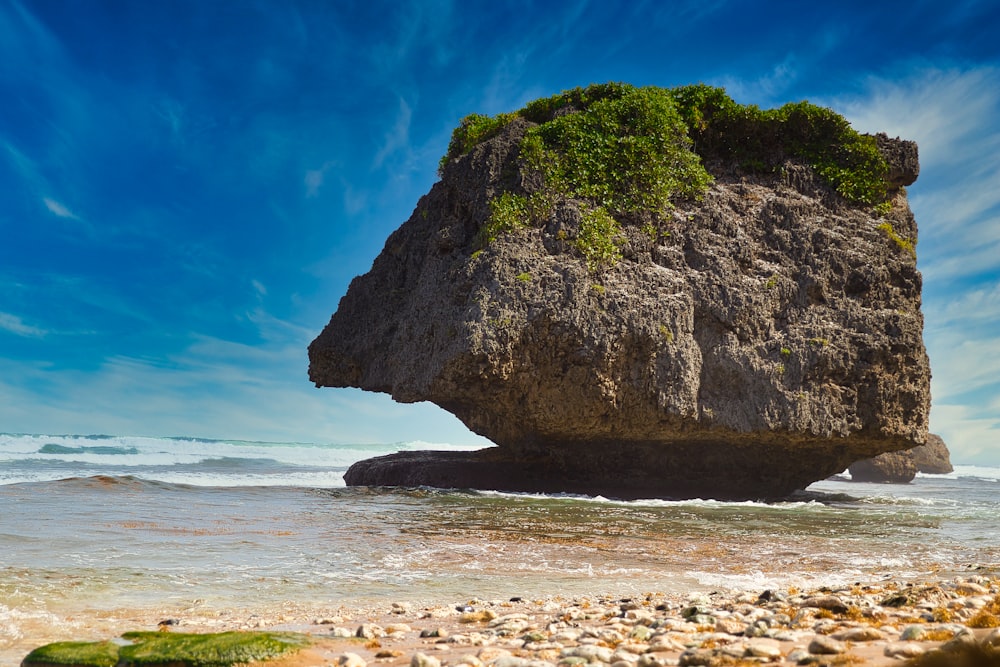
[310,113,930,500]
[850,433,954,483]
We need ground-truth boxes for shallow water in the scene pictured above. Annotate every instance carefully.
[1,433,999,660]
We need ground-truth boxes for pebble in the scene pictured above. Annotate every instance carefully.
[411,652,441,667]
[339,652,367,667]
[884,642,926,659]
[807,635,846,655]
[104,575,1000,667]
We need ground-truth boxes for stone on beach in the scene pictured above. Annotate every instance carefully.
[309,83,930,501]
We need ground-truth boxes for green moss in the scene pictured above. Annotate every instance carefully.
[780,347,792,358]
[877,221,916,256]
[119,631,309,666]
[439,82,894,263]
[807,337,830,347]
[515,272,531,282]
[590,283,606,295]
[659,325,674,344]
[22,640,119,667]
[24,631,311,667]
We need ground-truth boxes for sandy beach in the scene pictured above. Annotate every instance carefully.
[9,575,1000,666]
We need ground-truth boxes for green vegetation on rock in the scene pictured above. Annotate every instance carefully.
[439,82,893,271]
[22,640,119,667]
[22,631,310,667]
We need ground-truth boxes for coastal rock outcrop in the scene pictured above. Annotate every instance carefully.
[310,84,931,500]
[849,433,953,482]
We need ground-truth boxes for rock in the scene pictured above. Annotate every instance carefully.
[412,652,443,667]
[310,83,930,500]
[355,623,385,639]
[832,626,885,641]
[849,432,953,481]
[745,638,782,658]
[339,651,367,667]
[799,595,850,614]
[807,635,846,655]
[912,433,954,474]
[884,642,925,659]
[875,133,919,188]
[849,450,918,483]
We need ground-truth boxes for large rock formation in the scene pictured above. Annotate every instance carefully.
[849,433,953,482]
[310,84,931,500]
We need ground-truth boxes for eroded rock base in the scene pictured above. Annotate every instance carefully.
[344,441,885,501]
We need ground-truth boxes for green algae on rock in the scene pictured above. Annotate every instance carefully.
[20,640,119,667]
[21,631,311,667]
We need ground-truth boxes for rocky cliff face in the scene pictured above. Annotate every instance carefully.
[309,84,931,500]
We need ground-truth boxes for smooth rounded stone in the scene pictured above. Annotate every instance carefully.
[900,624,926,641]
[743,620,768,638]
[421,628,449,638]
[461,610,500,623]
[884,642,926,659]
[984,628,1000,648]
[563,645,614,663]
[941,629,979,653]
[681,606,714,619]
[677,648,714,666]
[557,658,588,667]
[610,649,641,663]
[339,652,367,667]
[951,581,989,595]
[799,596,849,614]
[647,635,687,652]
[598,630,626,644]
[745,638,782,659]
[455,658,485,667]
[331,627,354,638]
[831,626,885,641]
[630,625,654,642]
[807,636,846,655]
[785,648,810,664]
[478,647,513,662]
[713,617,746,636]
[356,623,385,639]
[636,655,674,667]
[386,623,412,634]
[552,629,583,643]
[686,615,715,626]
[625,610,656,626]
[618,644,650,656]
[413,653,443,667]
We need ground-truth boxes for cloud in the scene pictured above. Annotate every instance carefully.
[304,160,336,198]
[42,197,78,219]
[0,312,46,338]
[372,97,413,169]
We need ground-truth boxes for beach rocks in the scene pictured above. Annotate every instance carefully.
[22,576,1000,667]
[311,84,931,500]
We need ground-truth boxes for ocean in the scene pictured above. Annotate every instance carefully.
[2,433,998,660]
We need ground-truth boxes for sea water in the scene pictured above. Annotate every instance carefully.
[1,433,998,655]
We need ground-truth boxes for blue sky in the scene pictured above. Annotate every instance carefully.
[1,1,999,465]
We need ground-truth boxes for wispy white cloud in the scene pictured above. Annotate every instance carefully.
[716,53,802,105]
[42,197,78,219]
[372,97,413,169]
[304,160,336,198]
[0,311,46,338]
